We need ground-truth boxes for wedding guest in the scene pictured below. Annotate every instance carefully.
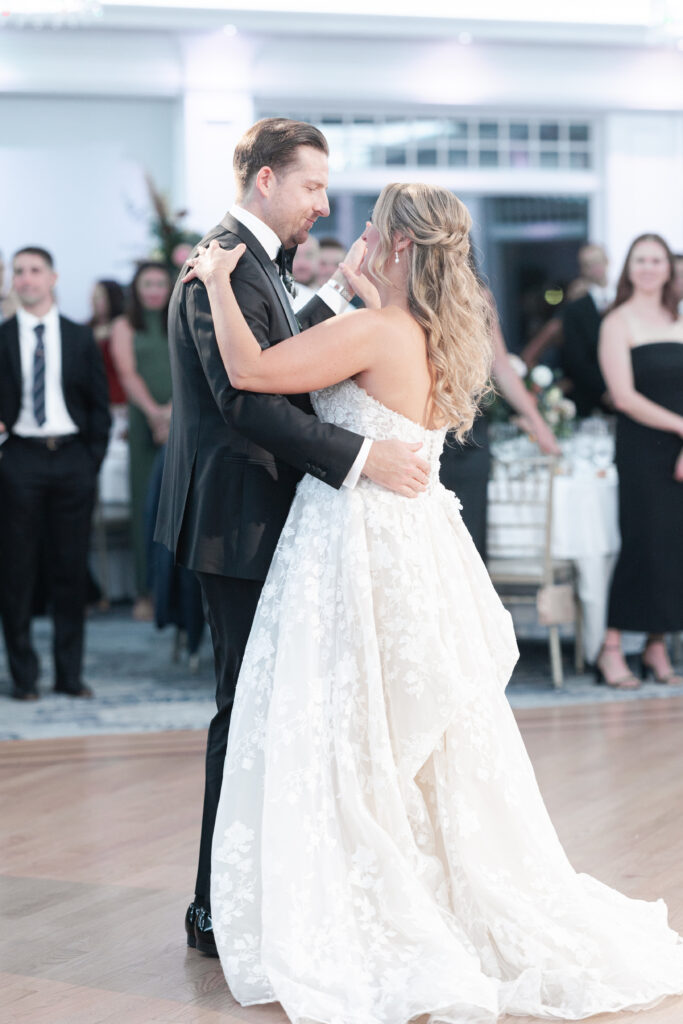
[315,236,346,288]
[571,244,610,305]
[0,249,18,323]
[561,244,612,417]
[291,235,320,311]
[520,315,563,370]
[0,250,6,324]
[292,234,319,289]
[674,253,683,314]
[0,247,110,700]
[110,262,172,621]
[596,233,683,688]
[441,292,560,560]
[89,279,126,406]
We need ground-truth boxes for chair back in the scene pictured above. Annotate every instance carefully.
[487,455,559,584]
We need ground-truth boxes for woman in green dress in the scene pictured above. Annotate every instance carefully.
[111,262,172,620]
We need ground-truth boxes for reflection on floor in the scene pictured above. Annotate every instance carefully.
[2,706,683,1023]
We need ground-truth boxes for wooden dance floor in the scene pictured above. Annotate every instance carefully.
[2,699,683,1024]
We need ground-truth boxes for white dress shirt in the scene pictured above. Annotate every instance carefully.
[229,204,371,487]
[589,285,612,314]
[14,304,78,438]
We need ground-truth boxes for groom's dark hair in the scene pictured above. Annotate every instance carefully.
[234,118,329,197]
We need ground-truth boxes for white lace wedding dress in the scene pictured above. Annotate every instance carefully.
[211,378,683,1023]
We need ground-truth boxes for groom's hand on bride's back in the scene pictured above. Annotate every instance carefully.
[363,440,430,497]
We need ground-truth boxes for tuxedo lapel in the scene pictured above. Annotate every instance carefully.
[59,316,76,387]
[2,316,21,394]
[219,213,300,337]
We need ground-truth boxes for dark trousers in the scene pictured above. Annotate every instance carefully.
[0,436,96,694]
[194,571,263,910]
[439,417,491,563]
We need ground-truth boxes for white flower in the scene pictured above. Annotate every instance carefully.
[508,354,528,379]
[530,364,554,388]
[545,385,563,406]
[545,408,560,426]
[558,398,577,419]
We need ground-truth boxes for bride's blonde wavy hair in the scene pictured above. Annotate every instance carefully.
[367,183,493,440]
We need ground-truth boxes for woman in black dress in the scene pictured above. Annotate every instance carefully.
[596,234,683,687]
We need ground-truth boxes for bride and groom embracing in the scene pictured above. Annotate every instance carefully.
[156,118,683,1023]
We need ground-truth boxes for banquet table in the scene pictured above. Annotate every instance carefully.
[487,428,620,663]
[92,410,135,601]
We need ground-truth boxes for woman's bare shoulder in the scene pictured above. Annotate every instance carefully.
[110,314,133,341]
[601,306,629,334]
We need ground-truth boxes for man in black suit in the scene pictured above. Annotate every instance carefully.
[0,247,110,700]
[155,118,429,954]
[561,244,612,417]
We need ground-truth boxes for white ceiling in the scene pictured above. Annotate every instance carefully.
[3,0,683,48]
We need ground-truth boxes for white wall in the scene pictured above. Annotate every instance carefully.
[0,95,178,319]
[1,25,682,315]
[604,113,683,272]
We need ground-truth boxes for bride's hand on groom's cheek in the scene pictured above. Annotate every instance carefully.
[339,262,380,310]
[182,240,247,285]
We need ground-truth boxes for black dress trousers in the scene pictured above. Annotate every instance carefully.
[193,571,264,910]
[0,435,96,694]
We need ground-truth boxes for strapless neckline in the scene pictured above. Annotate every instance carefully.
[345,378,446,436]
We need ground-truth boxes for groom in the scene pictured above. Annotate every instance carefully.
[155,118,429,954]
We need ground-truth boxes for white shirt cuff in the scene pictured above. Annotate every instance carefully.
[342,436,372,489]
[318,281,351,316]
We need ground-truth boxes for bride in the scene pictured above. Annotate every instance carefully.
[184,183,683,1023]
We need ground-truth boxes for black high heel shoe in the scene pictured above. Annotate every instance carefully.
[640,658,683,685]
[594,645,640,689]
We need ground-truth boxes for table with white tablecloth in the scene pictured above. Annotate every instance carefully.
[91,409,135,601]
[487,430,620,663]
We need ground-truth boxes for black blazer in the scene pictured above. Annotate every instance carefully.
[561,294,607,418]
[0,314,111,467]
[154,213,364,581]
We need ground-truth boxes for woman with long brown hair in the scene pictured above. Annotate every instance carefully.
[110,261,172,619]
[595,233,683,688]
[186,187,683,1023]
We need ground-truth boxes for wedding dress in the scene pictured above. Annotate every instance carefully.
[211,378,683,1023]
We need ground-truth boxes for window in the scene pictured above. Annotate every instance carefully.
[259,109,594,172]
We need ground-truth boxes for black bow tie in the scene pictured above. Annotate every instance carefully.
[276,245,297,297]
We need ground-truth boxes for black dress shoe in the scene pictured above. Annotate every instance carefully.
[185,902,198,948]
[195,906,218,956]
[11,688,39,701]
[53,684,94,698]
[186,903,218,956]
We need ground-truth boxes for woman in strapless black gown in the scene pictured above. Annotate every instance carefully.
[597,233,683,688]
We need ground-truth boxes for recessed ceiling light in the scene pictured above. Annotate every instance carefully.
[223,23,237,36]
[458,31,473,45]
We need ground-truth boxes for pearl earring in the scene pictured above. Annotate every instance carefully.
[394,250,400,264]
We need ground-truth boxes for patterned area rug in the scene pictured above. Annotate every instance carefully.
[1,611,681,741]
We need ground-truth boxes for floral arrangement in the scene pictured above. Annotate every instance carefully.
[487,357,576,437]
[145,175,202,272]
[524,363,576,438]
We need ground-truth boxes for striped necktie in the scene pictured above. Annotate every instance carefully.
[32,323,46,427]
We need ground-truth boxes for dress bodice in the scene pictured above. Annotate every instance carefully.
[630,341,683,414]
[133,311,172,405]
[311,378,448,486]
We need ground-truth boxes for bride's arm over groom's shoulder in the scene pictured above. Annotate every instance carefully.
[184,240,384,397]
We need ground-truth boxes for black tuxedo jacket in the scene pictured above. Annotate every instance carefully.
[561,294,607,418]
[0,314,111,467]
[154,212,363,581]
